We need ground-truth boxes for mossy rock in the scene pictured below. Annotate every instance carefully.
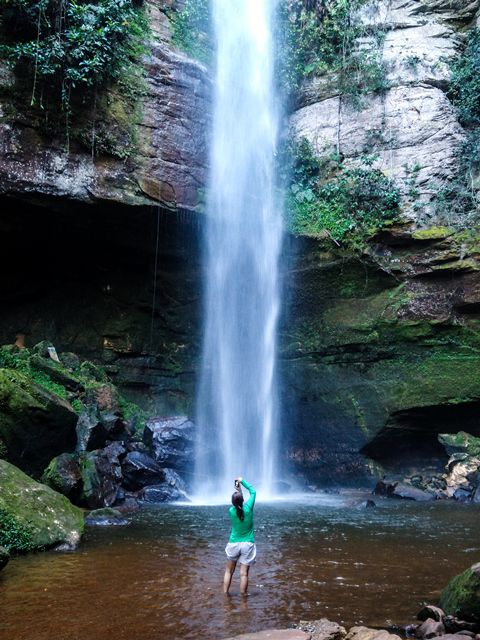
[438,432,480,458]
[0,459,84,552]
[0,545,9,571]
[439,563,480,622]
[0,368,77,477]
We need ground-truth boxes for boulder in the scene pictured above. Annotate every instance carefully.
[75,411,108,453]
[298,619,347,640]
[416,619,446,639]
[0,368,77,476]
[224,631,311,640]
[79,442,125,508]
[344,628,402,640]
[439,563,480,623]
[0,459,84,551]
[121,451,166,491]
[141,469,187,502]
[143,416,195,470]
[418,606,446,623]
[439,433,480,459]
[85,508,129,527]
[391,483,436,501]
[0,545,9,571]
[41,453,82,501]
[444,457,480,500]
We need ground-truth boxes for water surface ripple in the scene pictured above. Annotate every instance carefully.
[1,496,479,640]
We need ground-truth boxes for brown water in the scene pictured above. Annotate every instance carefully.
[1,493,479,640]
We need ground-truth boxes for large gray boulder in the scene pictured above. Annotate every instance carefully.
[121,451,166,491]
[143,416,195,471]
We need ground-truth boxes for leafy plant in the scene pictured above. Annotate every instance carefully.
[449,28,480,127]
[169,0,212,65]
[0,509,35,552]
[276,0,388,101]
[0,0,149,155]
[283,138,400,242]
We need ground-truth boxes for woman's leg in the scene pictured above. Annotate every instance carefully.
[239,563,250,595]
[223,559,237,594]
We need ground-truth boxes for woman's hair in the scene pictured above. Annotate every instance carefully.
[231,491,244,521]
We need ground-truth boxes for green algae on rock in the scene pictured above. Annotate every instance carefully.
[0,459,84,552]
[438,432,480,458]
[439,563,480,622]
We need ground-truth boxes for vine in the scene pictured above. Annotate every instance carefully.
[0,0,149,156]
[277,0,388,102]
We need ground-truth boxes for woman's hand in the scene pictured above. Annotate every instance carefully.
[235,477,243,484]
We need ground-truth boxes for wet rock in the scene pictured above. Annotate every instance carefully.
[373,479,396,497]
[141,468,187,503]
[345,627,402,640]
[418,607,445,623]
[143,416,195,470]
[0,545,9,571]
[416,619,446,639]
[76,411,108,452]
[391,483,436,502]
[85,508,129,526]
[298,618,347,640]
[224,631,311,640]
[41,453,82,501]
[121,451,166,491]
[0,459,84,551]
[439,433,480,458]
[443,617,479,635]
[79,442,125,508]
[444,455,480,500]
[0,368,77,476]
[440,563,480,623]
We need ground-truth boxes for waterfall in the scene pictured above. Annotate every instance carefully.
[194,0,283,500]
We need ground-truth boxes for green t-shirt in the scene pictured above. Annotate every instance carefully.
[228,479,256,543]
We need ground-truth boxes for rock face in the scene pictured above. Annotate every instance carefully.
[0,4,210,213]
[0,459,84,551]
[290,0,478,220]
[439,563,480,623]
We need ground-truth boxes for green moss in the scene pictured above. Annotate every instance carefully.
[412,227,452,241]
[439,563,480,622]
[169,0,212,65]
[0,459,84,551]
[0,508,34,552]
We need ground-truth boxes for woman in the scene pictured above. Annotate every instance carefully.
[223,476,256,595]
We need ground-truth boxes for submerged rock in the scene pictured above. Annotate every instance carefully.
[439,563,480,623]
[0,459,84,551]
[0,545,9,571]
[225,631,311,640]
[85,508,129,526]
[391,483,436,502]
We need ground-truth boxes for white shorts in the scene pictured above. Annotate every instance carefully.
[225,542,257,566]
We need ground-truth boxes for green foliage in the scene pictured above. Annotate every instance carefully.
[0,508,34,552]
[0,347,68,399]
[277,0,388,100]
[284,138,400,242]
[0,0,148,101]
[0,0,149,156]
[449,28,480,127]
[169,0,212,65]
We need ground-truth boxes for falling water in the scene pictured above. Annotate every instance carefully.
[194,0,283,500]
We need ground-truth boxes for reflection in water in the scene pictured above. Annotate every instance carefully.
[1,496,479,640]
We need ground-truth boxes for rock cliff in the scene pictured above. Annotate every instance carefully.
[1,0,480,486]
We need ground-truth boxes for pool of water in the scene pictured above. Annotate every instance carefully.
[1,493,479,640]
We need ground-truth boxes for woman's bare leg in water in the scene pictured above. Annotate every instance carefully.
[223,559,237,594]
[240,564,250,595]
